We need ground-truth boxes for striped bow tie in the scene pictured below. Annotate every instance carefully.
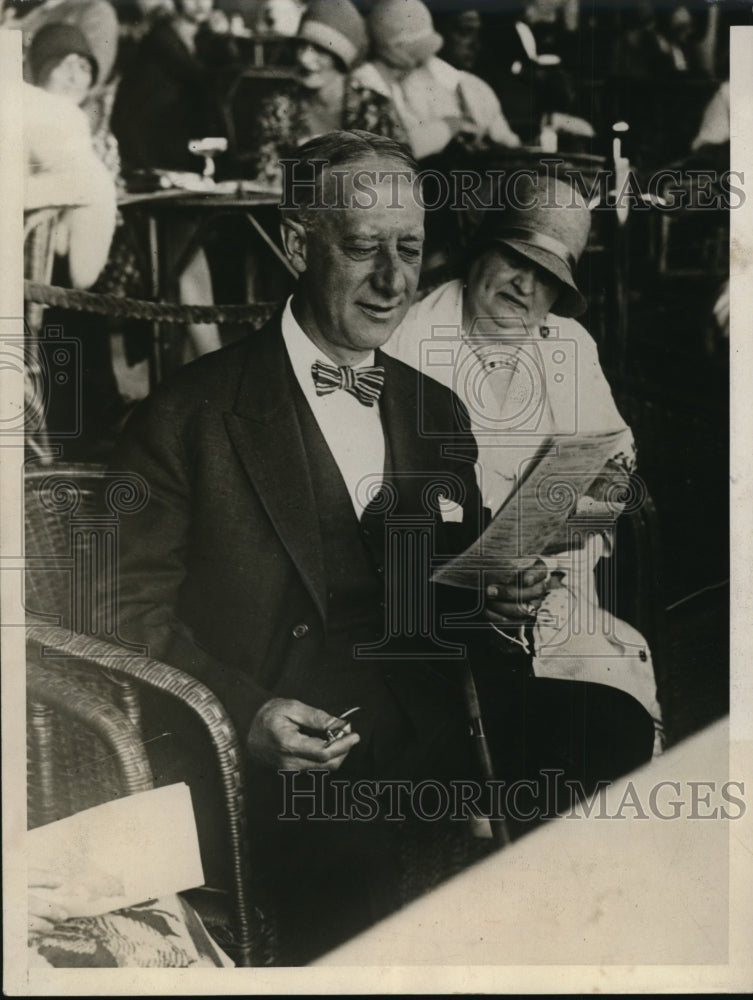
[311,360,385,407]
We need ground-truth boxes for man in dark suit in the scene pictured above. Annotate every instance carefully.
[112,130,654,962]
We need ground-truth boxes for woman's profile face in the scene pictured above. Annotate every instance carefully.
[296,41,340,89]
[466,245,560,332]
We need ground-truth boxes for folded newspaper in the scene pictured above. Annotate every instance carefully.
[433,429,625,589]
[27,783,205,918]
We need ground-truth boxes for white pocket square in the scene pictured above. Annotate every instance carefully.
[437,497,464,523]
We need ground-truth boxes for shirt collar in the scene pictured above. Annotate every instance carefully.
[281,296,376,394]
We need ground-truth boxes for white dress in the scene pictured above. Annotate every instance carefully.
[23,83,116,289]
[385,280,664,750]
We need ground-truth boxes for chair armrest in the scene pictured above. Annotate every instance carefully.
[28,658,155,815]
[26,624,256,966]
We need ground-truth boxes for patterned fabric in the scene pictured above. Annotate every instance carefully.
[249,75,407,187]
[311,359,385,407]
[29,894,233,968]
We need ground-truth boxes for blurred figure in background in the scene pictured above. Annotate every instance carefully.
[3,0,119,141]
[352,0,521,161]
[246,0,406,186]
[520,0,580,52]
[654,3,698,75]
[481,0,593,147]
[610,1,669,82]
[24,23,116,289]
[434,8,482,73]
[254,0,304,36]
[24,23,122,459]
[112,0,239,360]
[111,0,235,173]
[4,0,119,90]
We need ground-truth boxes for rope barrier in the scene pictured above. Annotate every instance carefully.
[24,281,279,326]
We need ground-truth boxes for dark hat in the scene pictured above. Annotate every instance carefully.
[471,174,592,318]
[28,23,99,87]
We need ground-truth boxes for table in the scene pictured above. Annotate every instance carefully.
[119,187,293,385]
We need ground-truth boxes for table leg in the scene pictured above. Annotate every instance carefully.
[244,211,297,278]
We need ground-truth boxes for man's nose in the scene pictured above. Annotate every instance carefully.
[372,249,406,298]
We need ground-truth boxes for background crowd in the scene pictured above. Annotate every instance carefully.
[13,0,739,968]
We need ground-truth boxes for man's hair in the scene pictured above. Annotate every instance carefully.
[280,129,418,225]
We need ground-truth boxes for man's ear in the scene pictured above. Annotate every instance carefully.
[280,216,309,275]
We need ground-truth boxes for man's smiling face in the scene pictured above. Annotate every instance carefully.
[291,156,424,365]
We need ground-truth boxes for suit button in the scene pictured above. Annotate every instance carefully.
[376,565,384,575]
[292,623,309,639]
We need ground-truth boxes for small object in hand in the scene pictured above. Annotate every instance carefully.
[323,707,361,747]
[521,602,538,618]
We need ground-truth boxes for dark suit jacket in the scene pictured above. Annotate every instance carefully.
[111,314,486,745]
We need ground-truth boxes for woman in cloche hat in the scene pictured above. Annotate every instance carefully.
[385,173,664,755]
[248,0,407,185]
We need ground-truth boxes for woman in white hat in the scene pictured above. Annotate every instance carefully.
[385,173,664,753]
[352,0,521,160]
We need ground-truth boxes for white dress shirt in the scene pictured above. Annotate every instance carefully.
[281,297,386,520]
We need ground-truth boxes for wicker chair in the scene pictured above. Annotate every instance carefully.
[24,462,276,965]
[27,658,154,830]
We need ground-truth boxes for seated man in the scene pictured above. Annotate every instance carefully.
[111,130,655,964]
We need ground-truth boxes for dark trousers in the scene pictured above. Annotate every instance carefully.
[246,671,655,965]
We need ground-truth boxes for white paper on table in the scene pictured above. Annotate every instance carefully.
[433,429,625,589]
[27,783,205,918]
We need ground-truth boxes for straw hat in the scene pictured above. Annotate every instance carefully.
[297,0,368,70]
[368,0,443,69]
[471,175,592,317]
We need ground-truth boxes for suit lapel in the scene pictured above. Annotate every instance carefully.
[224,319,327,621]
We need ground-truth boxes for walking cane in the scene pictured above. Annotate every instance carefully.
[462,660,512,848]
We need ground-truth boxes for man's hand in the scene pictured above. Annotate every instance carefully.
[246,698,360,771]
[483,558,549,624]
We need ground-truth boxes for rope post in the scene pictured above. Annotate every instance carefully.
[147,215,163,389]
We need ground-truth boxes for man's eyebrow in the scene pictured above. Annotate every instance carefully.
[341,226,425,242]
